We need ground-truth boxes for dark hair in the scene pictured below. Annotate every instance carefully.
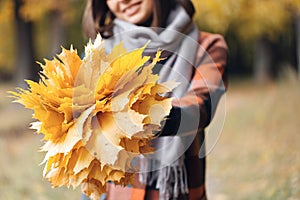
[82,0,195,39]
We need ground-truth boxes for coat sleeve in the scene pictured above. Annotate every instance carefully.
[161,32,228,136]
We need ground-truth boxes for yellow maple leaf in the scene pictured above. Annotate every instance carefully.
[9,34,178,199]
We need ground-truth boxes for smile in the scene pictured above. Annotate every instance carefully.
[123,2,142,16]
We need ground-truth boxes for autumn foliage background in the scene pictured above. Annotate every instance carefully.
[0,0,300,199]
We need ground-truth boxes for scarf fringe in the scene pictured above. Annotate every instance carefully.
[139,155,189,200]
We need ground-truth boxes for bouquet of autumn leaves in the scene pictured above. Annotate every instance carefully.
[10,35,178,200]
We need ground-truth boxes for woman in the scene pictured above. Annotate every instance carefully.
[81,0,228,199]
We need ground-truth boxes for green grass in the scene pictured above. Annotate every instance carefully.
[0,73,299,199]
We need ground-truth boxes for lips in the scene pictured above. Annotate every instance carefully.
[123,1,142,16]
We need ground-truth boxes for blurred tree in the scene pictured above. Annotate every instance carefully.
[0,0,83,84]
[296,15,300,79]
[289,0,300,78]
[192,0,300,82]
[192,0,238,35]
[14,0,38,85]
[20,0,80,56]
[0,0,15,80]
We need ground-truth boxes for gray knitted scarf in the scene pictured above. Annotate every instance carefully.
[105,4,200,200]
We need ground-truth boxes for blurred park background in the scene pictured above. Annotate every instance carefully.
[0,0,300,199]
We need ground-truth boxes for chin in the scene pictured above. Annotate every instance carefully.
[127,15,148,25]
